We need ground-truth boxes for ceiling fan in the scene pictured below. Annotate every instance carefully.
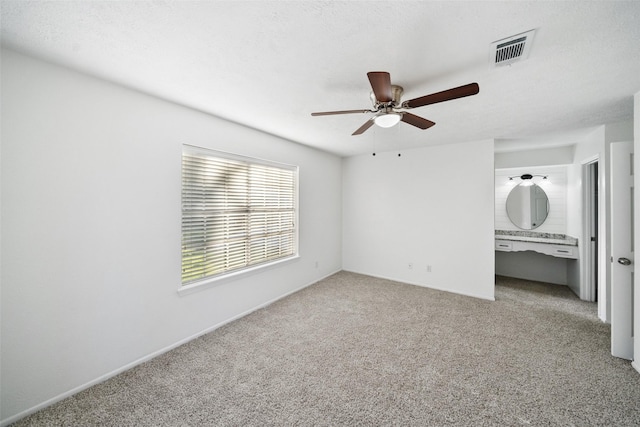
[311,72,479,135]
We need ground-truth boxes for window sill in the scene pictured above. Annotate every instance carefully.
[177,255,300,296]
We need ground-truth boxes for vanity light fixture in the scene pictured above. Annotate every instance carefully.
[509,174,548,186]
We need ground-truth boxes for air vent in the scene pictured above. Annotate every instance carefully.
[490,29,536,67]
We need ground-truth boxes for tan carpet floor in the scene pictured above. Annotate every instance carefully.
[12,272,640,426]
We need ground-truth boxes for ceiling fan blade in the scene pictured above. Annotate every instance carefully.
[404,82,479,109]
[352,119,375,136]
[367,71,392,103]
[401,112,436,130]
[311,109,372,116]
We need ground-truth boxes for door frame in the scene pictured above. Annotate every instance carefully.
[581,154,608,322]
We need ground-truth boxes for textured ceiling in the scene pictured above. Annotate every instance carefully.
[2,1,640,156]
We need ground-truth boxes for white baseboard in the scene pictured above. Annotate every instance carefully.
[342,269,496,301]
[0,269,341,427]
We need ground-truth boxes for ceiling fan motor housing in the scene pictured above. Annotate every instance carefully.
[370,85,404,109]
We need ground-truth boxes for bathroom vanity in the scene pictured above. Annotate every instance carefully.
[495,230,578,259]
[495,171,579,285]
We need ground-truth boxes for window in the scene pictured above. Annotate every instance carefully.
[181,145,298,286]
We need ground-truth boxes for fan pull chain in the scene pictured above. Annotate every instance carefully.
[372,127,377,156]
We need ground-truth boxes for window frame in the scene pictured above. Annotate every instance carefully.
[179,144,299,294]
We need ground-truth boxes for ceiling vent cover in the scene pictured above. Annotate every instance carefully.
[491,29,536,67]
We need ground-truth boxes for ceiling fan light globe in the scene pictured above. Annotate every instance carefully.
[374,113,401,128]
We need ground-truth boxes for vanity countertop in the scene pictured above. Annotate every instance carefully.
[495,230,578,246]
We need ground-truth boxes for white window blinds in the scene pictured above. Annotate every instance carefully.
[181,146,298,285]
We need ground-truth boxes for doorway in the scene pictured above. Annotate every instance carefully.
[584,160,599,303]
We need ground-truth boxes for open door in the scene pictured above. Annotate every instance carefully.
[610,140,634,360]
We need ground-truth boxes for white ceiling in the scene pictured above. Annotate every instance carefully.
[2,1,639,157]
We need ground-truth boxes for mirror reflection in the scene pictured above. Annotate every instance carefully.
[506,183,549,230]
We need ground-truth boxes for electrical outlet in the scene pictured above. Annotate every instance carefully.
[315,261,319,268]
[427,265,432,273]
[408,262,413,270]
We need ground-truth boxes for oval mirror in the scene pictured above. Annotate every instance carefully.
[506,183,549,230]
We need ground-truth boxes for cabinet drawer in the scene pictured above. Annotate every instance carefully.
[551,245,577,258]
[495,240,513,251]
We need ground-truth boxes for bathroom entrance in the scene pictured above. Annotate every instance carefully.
[584,160,598,302]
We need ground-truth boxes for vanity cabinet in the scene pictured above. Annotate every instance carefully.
[495,239,578,259]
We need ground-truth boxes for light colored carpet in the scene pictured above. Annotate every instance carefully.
[12,272,640,426]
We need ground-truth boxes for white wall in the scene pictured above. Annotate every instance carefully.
[495,251,570,285]
[495,166,567,234]
[495,145,575,169]
[342,140,495,301]
[0,49,343,424]
[634,90,640,374]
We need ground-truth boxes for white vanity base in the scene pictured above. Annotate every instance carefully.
[495,239,578,259]
[495,231,579,286]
